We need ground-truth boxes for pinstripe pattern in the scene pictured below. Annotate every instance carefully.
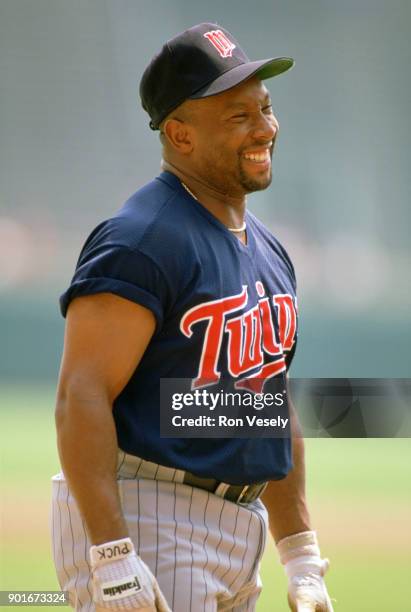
[171,483,178,610]
[201,493,211,612]
[117,450,186,483]
[66,484,82,608]
[51,485,56,573]
[51,467,268,611]
[56,480,70,584]
[80,518,93,607]
[52,475,95,611]
[210,499,226,590]
[137,472,141,556]
[219,505,240,583]
[189,487,198,611]
[155,479,159,577]
[228,512,253,592]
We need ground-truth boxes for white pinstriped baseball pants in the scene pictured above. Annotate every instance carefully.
[51,451,269,612]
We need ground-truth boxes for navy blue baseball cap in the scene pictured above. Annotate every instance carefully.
[140,22,294,130]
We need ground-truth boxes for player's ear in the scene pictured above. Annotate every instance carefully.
[162,118,194,154]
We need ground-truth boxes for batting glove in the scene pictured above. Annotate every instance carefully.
[277,531,334,612]
[90,537,171,611]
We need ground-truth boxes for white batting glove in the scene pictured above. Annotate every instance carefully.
[277,531,334,611]
[90,537,171,611]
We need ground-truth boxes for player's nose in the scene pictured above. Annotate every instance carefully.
[251,112,279,142]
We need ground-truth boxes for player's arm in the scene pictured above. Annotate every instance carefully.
[55,292,155,545]
[261,390,310,542]
[55,293,171,611]
[262,384,333,611]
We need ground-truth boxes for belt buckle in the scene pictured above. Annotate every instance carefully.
[214,482,261,503]
[239,482,268,504]
[214,482,247,502]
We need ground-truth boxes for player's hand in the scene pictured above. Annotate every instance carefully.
[90,537,171,611]
[277,531,334,612]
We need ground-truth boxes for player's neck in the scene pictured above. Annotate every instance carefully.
[161,159,247,231]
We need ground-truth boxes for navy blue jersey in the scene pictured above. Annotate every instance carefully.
[60,171,298,484]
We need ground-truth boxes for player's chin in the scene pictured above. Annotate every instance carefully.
[240,167,272,192]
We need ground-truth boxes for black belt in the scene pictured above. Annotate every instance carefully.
[182,472,267,504]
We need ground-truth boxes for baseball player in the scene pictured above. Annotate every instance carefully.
[51,22,333,612]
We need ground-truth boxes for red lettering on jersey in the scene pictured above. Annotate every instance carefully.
[180,286,248,388]
[226,305,263,377]
[203,30,236,58]
[180,283,297,391]
[273,294,297,351]
[258,297,282,355]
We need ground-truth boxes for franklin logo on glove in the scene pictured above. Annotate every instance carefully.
[101,575,142,600]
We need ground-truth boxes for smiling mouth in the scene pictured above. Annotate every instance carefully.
[242,144,272,164]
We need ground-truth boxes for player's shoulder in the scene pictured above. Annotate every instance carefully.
[247,211,296,284]
[83,172,193,247]
[77,171,201,278]
[119,171,202,251]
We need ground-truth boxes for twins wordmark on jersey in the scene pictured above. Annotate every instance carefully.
[181,280,297,392]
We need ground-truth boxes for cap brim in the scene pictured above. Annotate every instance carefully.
[190,57,294,99]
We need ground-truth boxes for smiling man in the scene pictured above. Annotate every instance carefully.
[52,23,333,612]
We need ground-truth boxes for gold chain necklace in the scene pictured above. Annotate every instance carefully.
[181,181,247,233]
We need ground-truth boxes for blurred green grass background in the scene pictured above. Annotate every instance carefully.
[1,385,410,611]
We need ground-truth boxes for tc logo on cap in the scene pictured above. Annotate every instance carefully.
[203,30,236,58]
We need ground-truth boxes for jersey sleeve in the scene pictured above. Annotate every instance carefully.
[60,240,169,330]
